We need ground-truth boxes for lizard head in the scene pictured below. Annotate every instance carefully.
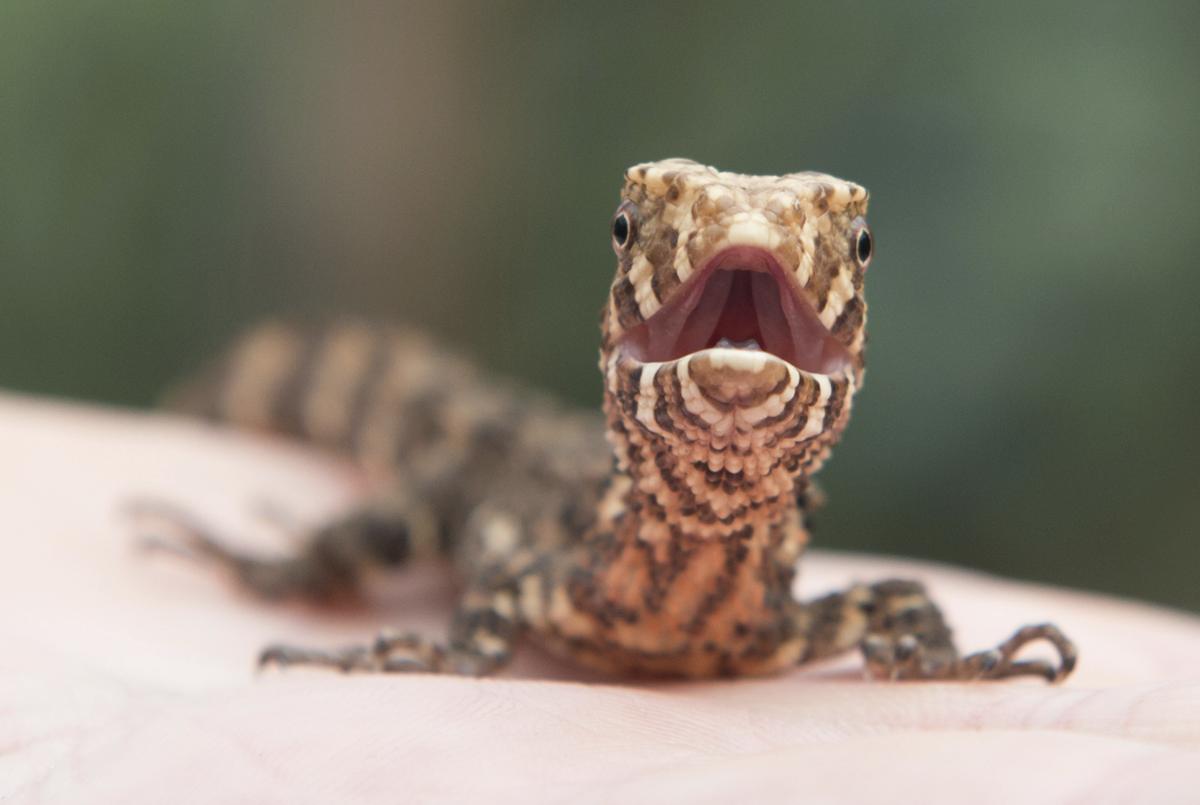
[601,159,871,485]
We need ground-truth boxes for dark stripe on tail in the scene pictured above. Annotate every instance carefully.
[164,321,423,457]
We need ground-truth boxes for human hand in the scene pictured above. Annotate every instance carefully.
[2,394,1197,803]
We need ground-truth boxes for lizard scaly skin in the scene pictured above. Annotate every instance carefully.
[149,159,1076,681]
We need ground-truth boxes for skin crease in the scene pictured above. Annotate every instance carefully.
[3,394,1200,803]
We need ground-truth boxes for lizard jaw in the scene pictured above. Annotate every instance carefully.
[616,246,852,378]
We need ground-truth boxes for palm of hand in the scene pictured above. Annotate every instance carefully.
[2,395,1198,803]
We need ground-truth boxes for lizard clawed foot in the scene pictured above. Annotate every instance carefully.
[863,623,1076,683]
[960,623,1077,683]
[125,498,243,563]
[862,633,932,681]
[124,497,352,601]
[258,631,489,676]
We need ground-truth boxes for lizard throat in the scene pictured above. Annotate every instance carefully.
[618,247,852,377]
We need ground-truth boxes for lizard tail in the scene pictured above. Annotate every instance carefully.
[165,320,477,463]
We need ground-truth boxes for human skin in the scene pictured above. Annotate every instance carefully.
[2,393,1198,803]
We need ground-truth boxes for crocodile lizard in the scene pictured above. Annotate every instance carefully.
[150,158,1076,681]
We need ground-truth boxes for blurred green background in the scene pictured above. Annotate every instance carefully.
[3,2,1197,609]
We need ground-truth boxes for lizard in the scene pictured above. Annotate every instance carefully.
[147,158,1077,681]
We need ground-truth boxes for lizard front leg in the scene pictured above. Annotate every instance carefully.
[796,579,1077,682]
[258,585,525,676]
[241,503,550,676]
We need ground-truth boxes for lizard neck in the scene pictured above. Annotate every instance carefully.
[588,352,855,614]
[564,350,854,674]
[614,436,807,543]
[615,467,808,588]
[599,354,852,545]
[590,408,816,610]
[573,461,809,675]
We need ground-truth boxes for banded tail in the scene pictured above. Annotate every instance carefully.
[166,321,512,469]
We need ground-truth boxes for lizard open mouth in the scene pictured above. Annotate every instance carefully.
[619,247,852,376]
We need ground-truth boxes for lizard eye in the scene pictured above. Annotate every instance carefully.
[611,203,637,252]
[852,220,873,269]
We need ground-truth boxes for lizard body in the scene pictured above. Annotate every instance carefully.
[155,159,1075,681]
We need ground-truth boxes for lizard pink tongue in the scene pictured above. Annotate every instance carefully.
[638,269,723,361]
[667,270,794,360]
[657,270,730,358]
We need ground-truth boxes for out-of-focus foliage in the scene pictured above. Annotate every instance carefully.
[2,2,1197,609]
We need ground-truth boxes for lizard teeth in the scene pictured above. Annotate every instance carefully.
[716,337,761,350]
[702,347,768,373]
